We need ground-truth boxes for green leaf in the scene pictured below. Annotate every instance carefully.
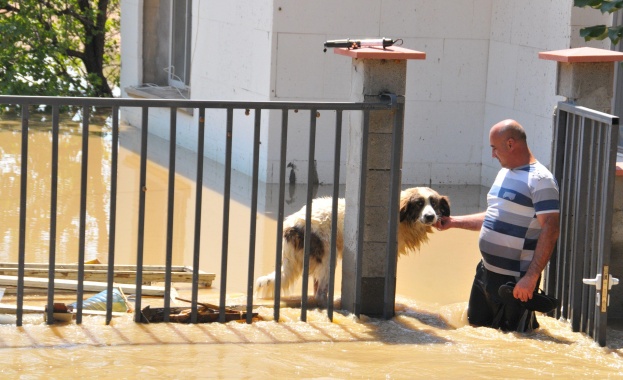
[600,0,623,13]
[580,25,609,40]
[607,25,623,45]
[574,0,604,8]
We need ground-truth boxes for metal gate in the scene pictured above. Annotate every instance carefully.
[546,101,620,346]
[0,94,402,326]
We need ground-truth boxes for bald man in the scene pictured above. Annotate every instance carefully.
[437,119,560,332]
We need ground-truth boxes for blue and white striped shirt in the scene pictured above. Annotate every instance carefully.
[479,162,560,277]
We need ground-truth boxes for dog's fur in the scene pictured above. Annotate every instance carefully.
[255,187,451,306]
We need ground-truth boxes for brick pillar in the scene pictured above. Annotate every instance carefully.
[333,46,425,317]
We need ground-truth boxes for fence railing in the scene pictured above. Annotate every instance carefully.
[546,101,620,346]
[0,94,403,326]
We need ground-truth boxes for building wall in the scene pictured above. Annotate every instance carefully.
[120,0,143,88]
[266,1,491,184]
[190,1,275,180]
[266,0,496,185]
[481,2,612,185]
[120,0,612,186]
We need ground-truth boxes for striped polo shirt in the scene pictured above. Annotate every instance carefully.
[479,161,560,278]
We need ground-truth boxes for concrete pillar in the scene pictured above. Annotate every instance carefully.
[332,46,425,317]
[539,47,623,113]
[539,47,623,320]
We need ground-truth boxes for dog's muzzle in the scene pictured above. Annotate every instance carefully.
[420,212,438,225]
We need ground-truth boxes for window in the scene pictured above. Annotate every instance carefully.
[169,0,192,89]
[129,0,191,100]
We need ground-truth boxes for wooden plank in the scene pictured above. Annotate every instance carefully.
[0,263,191,271]
[0,303,128,317]
[0,263,215,287]
[0,268,213,286]
[0,275,169,297]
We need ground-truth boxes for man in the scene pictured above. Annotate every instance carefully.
[437,119,560,331]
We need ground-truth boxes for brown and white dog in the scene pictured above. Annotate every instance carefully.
[255,187,451,306]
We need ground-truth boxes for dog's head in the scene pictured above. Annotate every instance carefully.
[399,187,450,225]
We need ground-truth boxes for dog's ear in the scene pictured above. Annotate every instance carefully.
[400,196,422,223]
[439,196,451,217]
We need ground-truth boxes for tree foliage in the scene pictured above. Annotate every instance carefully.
[0,0,120,97]
[575,0,623,45]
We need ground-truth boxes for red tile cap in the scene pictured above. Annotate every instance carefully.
[616,162,623,177]
[538,47,623,63]
[334,46,426,60]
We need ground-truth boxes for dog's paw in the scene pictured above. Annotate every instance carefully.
[314,292,329,309]
[255,275,275,299]
[313,284,329,308]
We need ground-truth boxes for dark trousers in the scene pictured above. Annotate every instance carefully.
[468,261,538,332]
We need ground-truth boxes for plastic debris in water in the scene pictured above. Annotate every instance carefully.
[68,287,132,313]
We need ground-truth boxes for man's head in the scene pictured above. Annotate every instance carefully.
[489,119,533,169]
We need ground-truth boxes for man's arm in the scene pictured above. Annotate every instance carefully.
[513,212,560,302]
[436,212,486,231]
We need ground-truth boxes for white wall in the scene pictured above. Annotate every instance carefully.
[481,1,612,185]
[193,1,274,101]
[399,0,493,185]
[267,0,495,185]
[120,0,614,186]
[120,0,142,95]
[268,0,376,185]
[190,1,275,182]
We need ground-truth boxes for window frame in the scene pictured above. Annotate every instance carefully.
[168,0,192,89]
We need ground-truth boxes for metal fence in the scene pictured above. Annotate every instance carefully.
[0,94,403,326]
[546,101,620,346]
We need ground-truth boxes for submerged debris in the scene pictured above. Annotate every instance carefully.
[140,298,259,323]
[67,287,132,313]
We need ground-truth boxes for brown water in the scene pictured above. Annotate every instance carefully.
[1,112,623,378]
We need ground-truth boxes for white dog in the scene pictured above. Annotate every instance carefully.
[255,187,451,306]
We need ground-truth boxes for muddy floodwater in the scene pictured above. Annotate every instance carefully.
[1,112,623,378]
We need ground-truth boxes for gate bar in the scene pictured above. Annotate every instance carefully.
[75,106,90,324]
[46,106,60,325]
[301,109,318,321]
[106,105,120,325]
[246,109,262,324]
[273,109,289,321]
[219,108,234,322]
[327,110,343,321]
[133,107,149,322]
[16,106,29,327]
[190,108,206,323]
[163,107,178,322]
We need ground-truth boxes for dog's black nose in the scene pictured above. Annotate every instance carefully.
[424,214,435,223]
